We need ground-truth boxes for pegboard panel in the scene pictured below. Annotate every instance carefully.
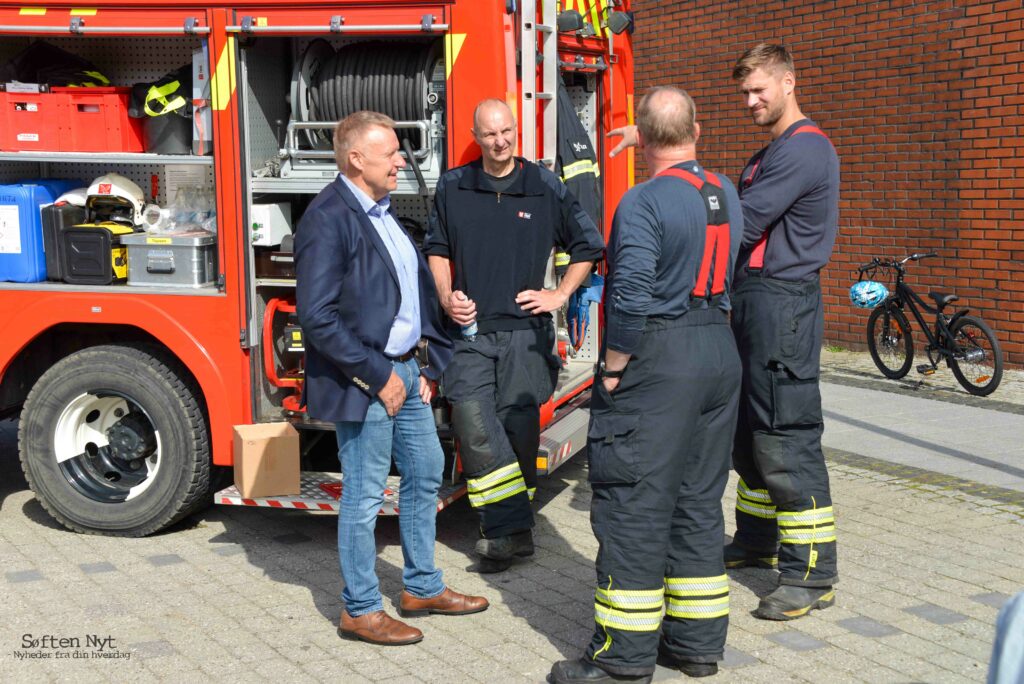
[15,163,214,206]
[0,161,41,184]
[242,39,292,175]
[389,195,432,226]
[566,78,598,152]
[0,37,28,65]
[5,36,206,87]
[573,301,600,362]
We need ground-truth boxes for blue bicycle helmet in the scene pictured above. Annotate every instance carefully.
[849,280,889,309]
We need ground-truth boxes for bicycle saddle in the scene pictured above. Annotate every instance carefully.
[929,291,959,307]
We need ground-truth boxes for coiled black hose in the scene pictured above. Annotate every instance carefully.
[307,41,440,145]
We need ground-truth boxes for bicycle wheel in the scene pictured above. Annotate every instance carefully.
[867,304,914,379]
[949,315,1003,396]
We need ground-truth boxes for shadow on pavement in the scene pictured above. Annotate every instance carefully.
[721,534,779,608]
[188,464,597,663]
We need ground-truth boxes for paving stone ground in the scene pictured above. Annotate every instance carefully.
[1,349,1022,683]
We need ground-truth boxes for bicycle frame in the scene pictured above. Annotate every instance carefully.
[883,265,969,365]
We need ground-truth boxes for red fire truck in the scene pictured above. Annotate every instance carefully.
[0,0,635,536]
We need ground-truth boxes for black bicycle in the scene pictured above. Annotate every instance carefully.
[856,253,1003,396]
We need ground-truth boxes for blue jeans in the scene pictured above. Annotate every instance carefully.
[334,358,446,616]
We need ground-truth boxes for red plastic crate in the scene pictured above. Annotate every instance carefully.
[52,87,145,153]
[0,91,63,151]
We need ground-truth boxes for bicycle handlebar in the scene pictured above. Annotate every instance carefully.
[859,252,940,273]
[857,258,881,273]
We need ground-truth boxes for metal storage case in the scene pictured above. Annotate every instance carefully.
[120,230,216,288]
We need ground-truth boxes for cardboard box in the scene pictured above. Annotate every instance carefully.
[233,423,300,498]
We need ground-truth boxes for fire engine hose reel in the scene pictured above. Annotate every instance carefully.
[288,40,444,156]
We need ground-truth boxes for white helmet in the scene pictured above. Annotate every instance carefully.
[87,173,145,226]
[55,187,90,206]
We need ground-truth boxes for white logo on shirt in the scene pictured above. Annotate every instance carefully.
[708,196,720,211]
[518,211,532,220]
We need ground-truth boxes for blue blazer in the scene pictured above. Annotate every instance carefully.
[294,176,454,423]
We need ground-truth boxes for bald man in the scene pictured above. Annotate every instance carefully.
[424,98,604,572]
[550,87,743,683]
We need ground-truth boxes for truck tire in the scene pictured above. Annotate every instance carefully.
[18,343,210,536]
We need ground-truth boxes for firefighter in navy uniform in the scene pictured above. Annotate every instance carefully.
[550,86,742,683]
[725,44,841,620]
[424,98,604,573]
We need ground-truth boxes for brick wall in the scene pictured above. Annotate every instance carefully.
[631,0,1024,365]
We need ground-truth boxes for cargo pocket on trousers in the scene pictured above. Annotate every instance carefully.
[586,412,641,484]
[770,367,823,429]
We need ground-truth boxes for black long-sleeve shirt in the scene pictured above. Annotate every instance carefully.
[736,118,840,283]
[424,157,605,334]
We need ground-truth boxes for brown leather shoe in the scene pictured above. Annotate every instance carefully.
[337,610,423,645]
[398,587,490,617]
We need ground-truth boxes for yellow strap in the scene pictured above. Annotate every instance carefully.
[593,575,615,659]
[145,80,186,117]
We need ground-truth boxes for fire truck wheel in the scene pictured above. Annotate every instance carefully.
[19,343,211,537]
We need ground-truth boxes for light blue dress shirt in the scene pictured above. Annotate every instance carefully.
[340,174,421,356]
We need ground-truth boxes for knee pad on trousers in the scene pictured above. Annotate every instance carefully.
[451,400,498,477]
[751,435,801,508]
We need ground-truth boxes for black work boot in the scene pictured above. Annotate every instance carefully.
[475,529,534,560]
[548,658,652,684]
[754,585,835,620]
[723,541,778,569]
[656,644,719,678]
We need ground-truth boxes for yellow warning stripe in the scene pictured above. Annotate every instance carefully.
[70,8,97,15]
[211,36,237,112]
[19,7,46,15]
[445,33,467,80]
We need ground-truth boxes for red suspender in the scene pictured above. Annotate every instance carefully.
[656,167,729,299]
[747,125,831,269]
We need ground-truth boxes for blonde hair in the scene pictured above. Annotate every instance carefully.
[333,111,396,169]
[732,43,795,81]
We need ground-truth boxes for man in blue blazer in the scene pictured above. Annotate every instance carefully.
[295,111,488,646]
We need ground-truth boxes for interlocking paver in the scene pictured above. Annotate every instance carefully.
[2,349,1022,681]
[5,570,44,583]
[971,591,1012,609]
[903,603,969,625]
[836,616,901,638]
[765,630,828,651]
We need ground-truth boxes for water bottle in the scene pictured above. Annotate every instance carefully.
[457,292,477,341]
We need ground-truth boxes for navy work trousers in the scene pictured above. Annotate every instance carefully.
[443,324,559,539]
[730,274,838,588]
[586,309,741,677]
